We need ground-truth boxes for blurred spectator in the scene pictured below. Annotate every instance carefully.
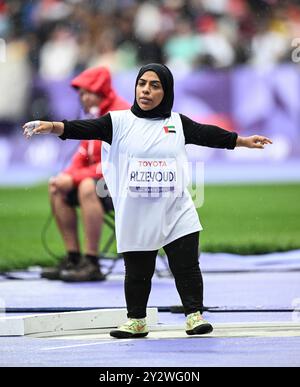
[0,0,9,38]
[164,18,203,70]
[195,14,236,68]
[134,2,162,42]
[0,38,30,121]
[39,25,79,80]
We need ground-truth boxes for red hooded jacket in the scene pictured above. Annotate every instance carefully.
[63,67,129,186]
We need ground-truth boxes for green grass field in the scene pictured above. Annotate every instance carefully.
[0,183,300,271]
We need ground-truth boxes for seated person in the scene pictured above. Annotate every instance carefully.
[42,66,129,281]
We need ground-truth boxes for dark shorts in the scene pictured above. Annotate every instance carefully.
[65,179,114,213]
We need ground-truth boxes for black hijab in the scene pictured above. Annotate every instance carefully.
[131,63,174,119]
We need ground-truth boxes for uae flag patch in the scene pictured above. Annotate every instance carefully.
[163,125,176,134]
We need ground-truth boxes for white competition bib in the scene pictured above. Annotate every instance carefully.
[128,158,177,195]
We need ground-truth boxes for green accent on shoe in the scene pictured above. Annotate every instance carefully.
[185,311,213,335]
[110,318,149,339]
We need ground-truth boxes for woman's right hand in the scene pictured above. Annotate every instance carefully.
[23,121,64,138]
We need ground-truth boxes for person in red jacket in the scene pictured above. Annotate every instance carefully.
[42,67,130,281]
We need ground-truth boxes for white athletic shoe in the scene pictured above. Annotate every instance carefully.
[185,311,213,335]
[110,318,149,339]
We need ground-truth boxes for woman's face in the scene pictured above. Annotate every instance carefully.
[136,71,164,111]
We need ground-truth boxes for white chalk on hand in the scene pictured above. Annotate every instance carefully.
[24,120,41,137]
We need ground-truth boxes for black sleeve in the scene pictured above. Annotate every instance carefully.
[180,114,238,149]
[59,113,113,144]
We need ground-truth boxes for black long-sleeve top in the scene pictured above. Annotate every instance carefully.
[60,113,238,149]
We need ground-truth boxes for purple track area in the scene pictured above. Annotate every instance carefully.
[0,251,300,367]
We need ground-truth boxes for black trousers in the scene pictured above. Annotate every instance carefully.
[122,232,203,318]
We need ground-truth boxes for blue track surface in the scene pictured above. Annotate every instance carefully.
[0,251,300,367]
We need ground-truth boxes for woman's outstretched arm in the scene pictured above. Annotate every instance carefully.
[180,114,272,149]
[23,114,113,144]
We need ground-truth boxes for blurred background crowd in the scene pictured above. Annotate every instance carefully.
[2,0,300,74]
[2,0,300,76]
[1,0,300,122]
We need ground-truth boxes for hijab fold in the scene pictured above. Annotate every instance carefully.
[131,63,174,119]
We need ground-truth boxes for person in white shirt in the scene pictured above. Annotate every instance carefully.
[23,63,272,339]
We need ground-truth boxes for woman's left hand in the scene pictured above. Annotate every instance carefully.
[236,135,273,149]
